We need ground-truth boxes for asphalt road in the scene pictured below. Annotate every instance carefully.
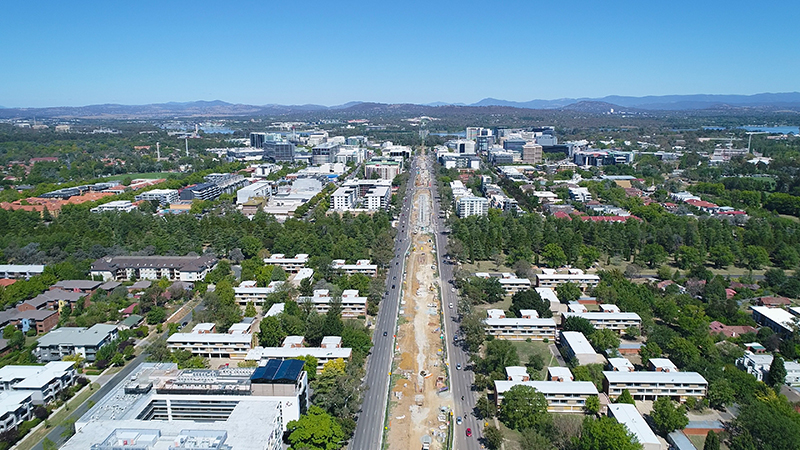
[350,157,418,450]
[425,156,484,450]
[29,351,147,450]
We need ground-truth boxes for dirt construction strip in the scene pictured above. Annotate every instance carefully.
[386,171,452,450]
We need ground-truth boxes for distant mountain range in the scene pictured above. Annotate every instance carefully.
[1,92,799,119]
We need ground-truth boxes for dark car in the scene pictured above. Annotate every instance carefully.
[392,284,396,289]
[383,331,388,336]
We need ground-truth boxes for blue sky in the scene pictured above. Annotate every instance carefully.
[1,0,798,107]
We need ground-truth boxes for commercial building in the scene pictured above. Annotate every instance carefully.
[0,265,45,280]
[62,362,302,450]
[236,180,276,205]
[448,139,476,155]
[312,142,340,165]
[364,159,402,180]
[166,323,254,359]
[0,361,77,404]
[494,378,598,413]
[483,309,557,341]
[456,196,489,218]
[35,324,119,362]
[263,253,309,273]
[91,200,137,213]
[264,140,295,162]
[603,371,708,402]
[561,311,642,333]
[536,269,600,291]
[297,289,367,318]
[250,132,267,149]
[560,331,605,365]
[135,189,179,205]
[608,403,663,450]
[91,255,218,282]
[750,306,798,336]
[331,259,378,277]
[522,142,543,164]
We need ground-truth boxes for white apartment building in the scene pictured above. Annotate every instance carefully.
[560,331,605,365]
[35,324,119,362]
[365,185,391,210]
[568,187,592,202]
[536,268,600,291]
[474,272,532,294]
[0,391,33,433]
[0,361,77,405]
[547,366,574,382]
[135,189,179,205]
[603,371,708,402]
[456,196,489,218]
[90,200,137,213]
[331,185,358,210]
[233,281,284,307]
[608,404,663,450]
[331,259,378,277]
[648,358,679,373]
[90,255,217,282]
[245,345,352,372]
[263,254,309,273]
[484,309,557,341]
[167,323,254,359]
[297,289,367,318]
[0,265,45,280]
[750,306,799,336]
[608,357,635,372]
[736,351,800,386]
[505,366,531,382]
[494,379,598,413]
[561,312,642,333]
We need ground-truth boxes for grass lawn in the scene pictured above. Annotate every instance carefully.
[509,340,556,380]
[460,260,516,274]
[473,297,513,313]
[600,256,767,280]
[105,172,177,181]
[688,433,731,450]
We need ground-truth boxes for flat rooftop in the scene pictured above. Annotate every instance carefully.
[608,403,660,446]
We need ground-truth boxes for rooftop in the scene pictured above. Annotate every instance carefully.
[494,380,598,395]
[608,403,660,446]
[560,331,597,355]
[37,323,118,347]
[603,371,707,384]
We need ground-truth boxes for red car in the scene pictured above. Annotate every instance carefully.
[466,428,472,437]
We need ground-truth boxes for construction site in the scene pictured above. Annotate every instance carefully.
[386,159,452,450]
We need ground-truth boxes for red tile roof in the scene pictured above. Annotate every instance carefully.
[553,211,572,220]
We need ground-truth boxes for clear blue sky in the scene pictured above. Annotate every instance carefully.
[1,0,798,107]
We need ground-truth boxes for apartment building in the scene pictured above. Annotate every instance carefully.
[750,305,798,336]
[494,379,598,413]
[608,357,635,372]
[484,309,557,341]
[246,343,352,372]
[166,323,254,359]
[560,331,605,365]
[297,289,367,318]
[0,264,45,280]
[736,351,800,386]
[263,254,309,274]
[0,361,76,404]
[0,391,33,433]
[456,196,488,218]
[505,366,531,382]
[233,281,285,307]
[547,366,574,382]
[474,272,531,294]
[90,200,137,213]
[91,255,217,282]
[35,324,119,362]
[536,268,600,291]
[608,404,663,450]
[364,160,401,180]
[0,308,59,334]
[648,358,679,373]
[135,189,179,205]
[603,371,708,402]
[561,311,642,333]
[332,259,378,277]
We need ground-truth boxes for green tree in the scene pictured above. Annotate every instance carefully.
[728,398,800,450]
[244,301,257,318]
[639,243,668,268]
[299,277,314,296]
[520,428,554,450]
[639,341,662,367]
[743,245,770,270]
[510,289,553,318]
[476,394,496,419]
[704,430,720,450]
[542,243,567,268]
[707,378,735,410]
[286,406,344,450]
[774,246,800,269]
[709,244,735,269]
[575,416,643,450]
[478,340,520,376]
[585,395,601,415]
[556,282,582,304]
[298,354,318,381]
[146,307,166,325]
[589,328,620,352]
[768,354,787,388]
[676,246,703,270]
[499,385,550,431]
[484,426,503,450]
[562,316,594,336]
[258,316,286,347]
[615,389,635,404]
[2,324,15,339]
[651,397,688,434]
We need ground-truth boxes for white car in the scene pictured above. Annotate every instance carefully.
[449,303,453,309]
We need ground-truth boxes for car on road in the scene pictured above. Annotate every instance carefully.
[456,416,462,425]
[466,428,472,437]
[383,331,388,336]
[392,284,396,289]
[456,363,461,370]
[448,303,453,309]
